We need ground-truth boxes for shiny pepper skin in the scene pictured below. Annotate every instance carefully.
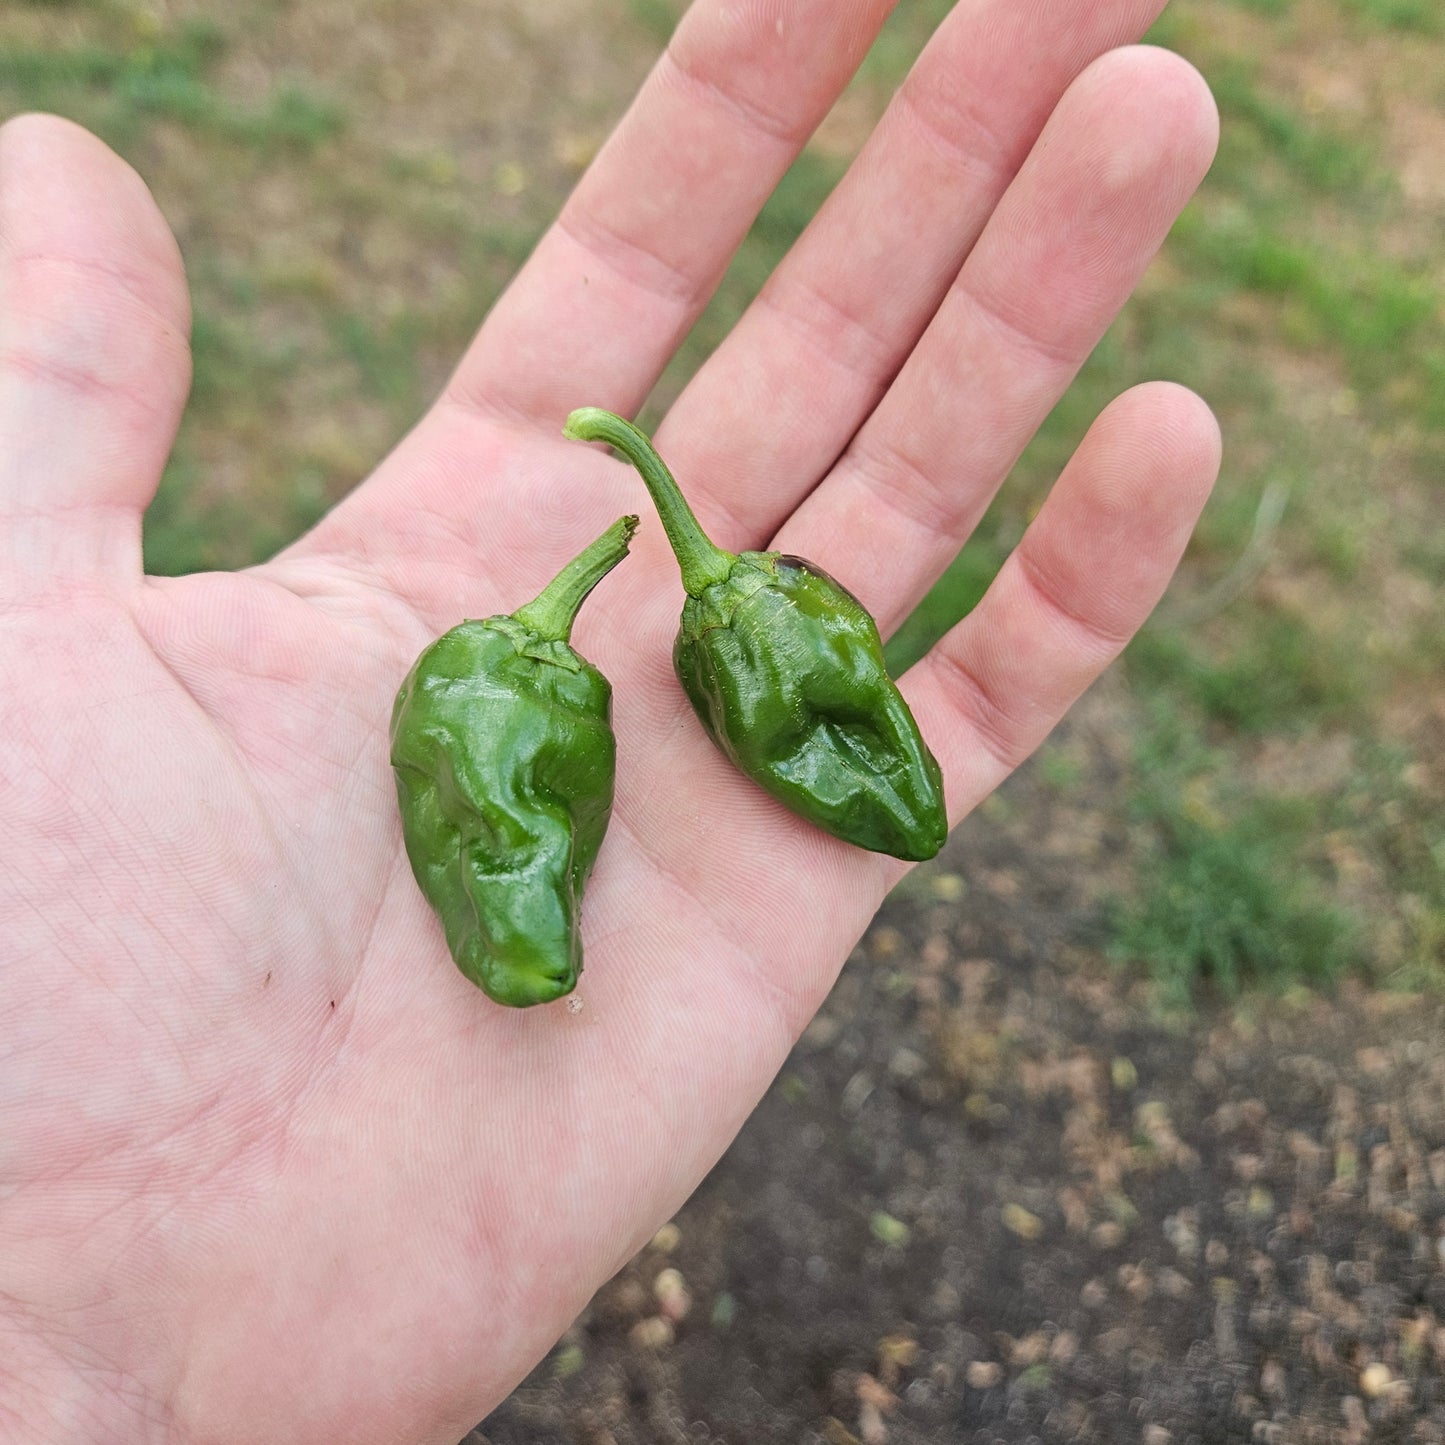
[563,409,947,862]
[389,515,637,1006]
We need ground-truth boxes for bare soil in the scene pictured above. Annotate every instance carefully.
[473,689,1445,1445]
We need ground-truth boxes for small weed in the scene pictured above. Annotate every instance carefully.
[1015,1364,1053,1394]
[1118,818,1355,1000]
[1112,708,1358,1001]
[1128,608,1366,733]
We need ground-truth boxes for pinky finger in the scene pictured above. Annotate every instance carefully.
[902,381,1221,821]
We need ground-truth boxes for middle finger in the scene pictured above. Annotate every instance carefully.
[654,0,1173,546]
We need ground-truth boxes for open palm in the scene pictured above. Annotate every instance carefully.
[0,3,1221,1441]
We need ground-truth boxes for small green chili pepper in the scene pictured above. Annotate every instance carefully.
[563,409,947,862]
[389,515,637,1006]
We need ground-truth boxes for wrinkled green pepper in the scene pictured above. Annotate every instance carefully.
[389,515,637,1006]
[563,409,947,862]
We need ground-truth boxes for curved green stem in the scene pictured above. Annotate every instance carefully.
[564,407,735,596]
[512,513,639,643]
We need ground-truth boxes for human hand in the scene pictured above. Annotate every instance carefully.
[0,2,1219,1441]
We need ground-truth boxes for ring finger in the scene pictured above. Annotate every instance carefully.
[773,44,1219,633]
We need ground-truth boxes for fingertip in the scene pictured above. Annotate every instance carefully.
[1130,44,1222,170]
[1012,384,1218,653]
[899,376,1227,822]
[0,110,99,154]
[0,111,190,336]
[1098,380,1223,515]
[1153,378,1223,487]
[1067,43,1221,196]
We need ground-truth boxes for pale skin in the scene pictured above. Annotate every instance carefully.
[0,1,1222,1440]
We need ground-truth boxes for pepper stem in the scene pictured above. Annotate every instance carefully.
[564,407,735,596]
[512,513,639,643]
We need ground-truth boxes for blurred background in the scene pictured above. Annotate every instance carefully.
[3,1,1441,1440]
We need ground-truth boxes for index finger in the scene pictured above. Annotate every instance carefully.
[443,0,894,429]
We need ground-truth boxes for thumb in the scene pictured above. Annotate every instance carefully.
[0,113,192,592]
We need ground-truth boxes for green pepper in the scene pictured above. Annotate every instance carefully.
[389,515,637,1006]
[563,409,947,862]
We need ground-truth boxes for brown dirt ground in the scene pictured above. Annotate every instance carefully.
[472,685,1445,1445]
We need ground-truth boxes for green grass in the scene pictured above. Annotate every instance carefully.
[1208,58,1378,197]
[1227,0,1293,14]
[859,0,953,86]
[0,21,343,154]
[1094,1,1444,993]
[333,313,424,410]
[1348,743,1445,985]
[1127,609,1368,733]
[1111,707,1359,1002]
[1187,220,1438,389]
[188,307,298,414]
[884,532,1007,677]
[1340,0,1444,33]
[626,0,682,44]
[143,455,327,576]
